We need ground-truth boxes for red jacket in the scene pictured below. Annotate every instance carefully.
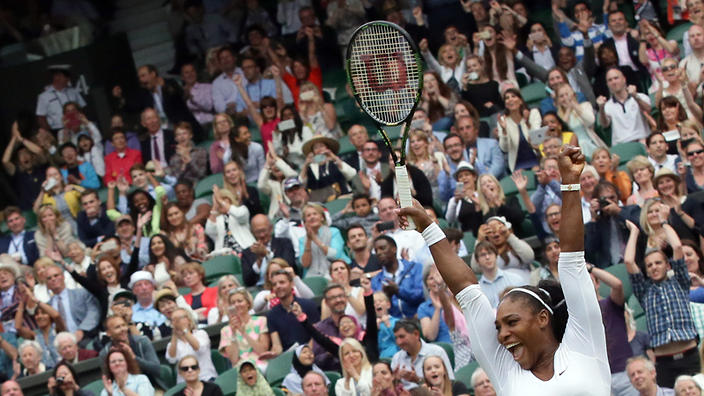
[183,286,219,316]
[104,148,143,183]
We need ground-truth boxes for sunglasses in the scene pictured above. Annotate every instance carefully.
[687,149,704,157]
[661,64,677,72]
[179,365,199,372]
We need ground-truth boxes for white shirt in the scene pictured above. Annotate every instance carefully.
[531,46,556,71]
[8,231,27,265]
[613,35,636,70]
[149,130,167,167]
[603,93,651,144]
[386,228,432,267]
[648,154,679,173]
[363,161,382,201]
[390,340,454,389]
[165,329,218,382]
[455,251,610,395]
[36,85,86,130]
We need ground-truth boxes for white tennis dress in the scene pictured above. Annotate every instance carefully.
[455,251,611,396]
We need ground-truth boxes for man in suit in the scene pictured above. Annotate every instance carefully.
[453,116,505,179]
[46,265,101,346]
[341,124,370,171]
[76,189,115,247]
[0,207,39,266]
[602,11,648,87]
[139,107,175,167]
[241,214,296,287]
[350,140,391,201]
[112,65,204,141]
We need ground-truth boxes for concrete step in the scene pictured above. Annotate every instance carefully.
[114,0,165,20]
[115,0,160,10]
[126,21,171,51]
[110,7,167,33]
[132,40,174,70]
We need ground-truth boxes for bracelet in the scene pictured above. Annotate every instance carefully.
[560,183,581,192]
[421,222,446,246]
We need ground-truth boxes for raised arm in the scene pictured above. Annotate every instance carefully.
[397,202,478,295]
[624,220,641,274]
[557,146,585,252]
[590,266,625,306]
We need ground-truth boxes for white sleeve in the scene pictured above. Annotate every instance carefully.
[445,198,460,223]
[195,329,211,352]
[294,277,315,298]
[455,285,515,395]
[557,251,609,371]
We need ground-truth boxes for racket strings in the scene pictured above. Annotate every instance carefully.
[348,24,421,125]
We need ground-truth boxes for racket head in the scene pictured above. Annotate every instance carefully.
[346,21,423,127]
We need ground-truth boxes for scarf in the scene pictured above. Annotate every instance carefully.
[282,345,329,394]
[236,361,274,396]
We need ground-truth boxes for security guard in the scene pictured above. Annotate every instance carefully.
[35,64,86,133]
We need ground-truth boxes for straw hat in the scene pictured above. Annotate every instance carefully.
[302,135,340,156]
[653,167,681,187]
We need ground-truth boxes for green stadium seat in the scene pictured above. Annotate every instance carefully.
[265,349,294,387]
[196,139,214,149]
[338,134,355,155]
[83,379,104,396]
[178,287,191,296]
[603,264,633,300]
[203,255,242,283]
[462,231,476,257]
[611,142,647,165]
[273,388,286,396]
[325,371,341,394]
[195,173,224,198]
[160,364,176,390]
[454,360,480,389]
[434,342,455,370]
[520,81,547,105]
[324,197,351,214]
[667,21,692,45]
[303,276,329,296]
[627,294,644,318]
[211,349,230,375]
[214,367,239,396]
[98,187,109,203]
[635,314,647,332]
[164,383,186,396]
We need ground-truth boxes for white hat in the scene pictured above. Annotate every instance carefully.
[0,258,19,279]
[453,161,476,181]
[128,271,155,289]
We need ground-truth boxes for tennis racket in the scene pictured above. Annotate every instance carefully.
[346,21,423,229]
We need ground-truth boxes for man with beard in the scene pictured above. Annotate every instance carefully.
[266,270,320,351]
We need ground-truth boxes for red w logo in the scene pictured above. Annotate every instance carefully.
[360,52,408,92]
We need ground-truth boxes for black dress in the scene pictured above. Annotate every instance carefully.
[174,381,224,396]
[460,81,504,117]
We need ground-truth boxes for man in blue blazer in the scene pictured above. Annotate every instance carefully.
[241,214,296,286]
[454,116,506,179]
[46,265,101,346]
[0,207,39,266]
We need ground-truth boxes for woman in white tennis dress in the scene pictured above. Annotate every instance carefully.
[397,146,610,396]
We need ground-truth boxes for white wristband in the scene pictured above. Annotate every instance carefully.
[421,222,446,246]
[560,184,581,192]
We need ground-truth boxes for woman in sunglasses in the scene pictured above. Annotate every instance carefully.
[654,58,702,121]
[682,140,704,193]
[173,355,224,396]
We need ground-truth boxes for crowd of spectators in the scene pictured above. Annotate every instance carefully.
[4,0,704,395]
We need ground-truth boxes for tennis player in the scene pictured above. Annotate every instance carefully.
[397,146,610,395]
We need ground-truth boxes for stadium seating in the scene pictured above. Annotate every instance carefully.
[203,255,242,283]
[213,366,239,396]
[265,349,295,387]
[195,173,224,198]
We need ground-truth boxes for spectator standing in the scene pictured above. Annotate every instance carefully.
[180,63,214,127]
[165,308,217,383]
[597,69,652,145]
[167,122,208,186]
[36,65,86,133]
[103,128,142,185]
[371,236,423,318]
[2,122,47,211]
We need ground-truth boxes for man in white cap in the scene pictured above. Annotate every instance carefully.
[35,65,86,133]
[128,271,166,328]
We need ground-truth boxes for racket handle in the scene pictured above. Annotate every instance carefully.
[395,165,415,230]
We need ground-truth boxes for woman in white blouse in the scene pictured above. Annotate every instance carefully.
[555,83,605,158]
[165,308,218,383]
[335,338,372,396]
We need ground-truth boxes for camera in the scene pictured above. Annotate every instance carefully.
[56,377,64,385]
[599,197,610,209]
[376,221,395,232]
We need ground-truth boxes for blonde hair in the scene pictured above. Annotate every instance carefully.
[422,355,453,396]
[302,203,327,226]
[228,287,254,310]
[477,174,506,214]
[438,44,460,67]
[338,338,370,379]
[639,198,664,236]
[213,113,234,139]
[407,129,432,164]
[37,204,64,234]
[625,155,655,184]
[555,83,576,121]
[222,161,249,201]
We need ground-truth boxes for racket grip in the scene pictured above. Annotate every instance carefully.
[395,165,415,230]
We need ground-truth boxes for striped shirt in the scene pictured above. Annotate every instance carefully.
[630,259,698,348]
[558,16,610,60]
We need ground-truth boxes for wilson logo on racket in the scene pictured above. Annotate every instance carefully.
[360,52,408,92]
